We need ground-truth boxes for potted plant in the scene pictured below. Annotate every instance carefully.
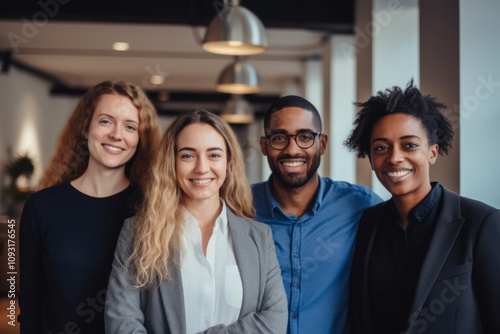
[2,154,35,216]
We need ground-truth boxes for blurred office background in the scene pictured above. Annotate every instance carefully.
[1,1,500,332]
[1,0,500,210]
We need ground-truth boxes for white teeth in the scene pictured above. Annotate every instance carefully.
[282,161,304,167]
[387,170,411,177]
[104,144,123,152]
[192,179,211,185]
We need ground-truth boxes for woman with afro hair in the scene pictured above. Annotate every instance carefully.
[345,80,500,334]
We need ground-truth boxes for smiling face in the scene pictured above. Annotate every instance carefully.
[260,107,327,189]
[370,113,438,203]
[176,123,228,207]
[86,94,140,173]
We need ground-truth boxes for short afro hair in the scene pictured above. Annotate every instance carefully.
[344,79,453,158]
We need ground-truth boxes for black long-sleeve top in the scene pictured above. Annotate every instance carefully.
[19,182,139,334]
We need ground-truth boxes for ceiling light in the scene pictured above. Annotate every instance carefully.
[157,91,170,102]
[148,74,165,85]
[220,95,255,124]
[202,0,268,56]
[112,42,129,51]
[216,57,261,94]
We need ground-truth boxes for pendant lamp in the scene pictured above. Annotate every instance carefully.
[220,95,255,124]
[216,57,261,94]
[202,0,268,56]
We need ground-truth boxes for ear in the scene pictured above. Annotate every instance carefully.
[429,144,439,165]
[319,133,328,155]
[259,136,268,156]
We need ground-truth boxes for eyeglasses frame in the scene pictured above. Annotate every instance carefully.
[264,131,322,150]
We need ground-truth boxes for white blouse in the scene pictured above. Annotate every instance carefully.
[181,201,243,334]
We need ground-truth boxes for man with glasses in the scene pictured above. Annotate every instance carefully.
[252,95,382,334]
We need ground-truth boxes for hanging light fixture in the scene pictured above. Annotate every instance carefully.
[220,95,255,124]
[202,0,268,56]
[216,56,262,94]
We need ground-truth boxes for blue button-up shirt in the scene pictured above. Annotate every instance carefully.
[252,176,382,334]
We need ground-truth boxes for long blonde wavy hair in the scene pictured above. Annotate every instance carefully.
[37,81,161,190]
[130,110,255,288]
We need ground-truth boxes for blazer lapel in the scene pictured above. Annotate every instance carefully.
[159,254,187,334]
[406,187,464,332]
[227,209,260,316]
[359,204,385,333]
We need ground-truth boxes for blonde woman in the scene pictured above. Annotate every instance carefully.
[105,110,288,333]
[19,81,162,334]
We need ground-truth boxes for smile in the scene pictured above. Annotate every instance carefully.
[386,170,411,178]
[191,178,212,185]
[281,161,305,167]
[103,144,124,152]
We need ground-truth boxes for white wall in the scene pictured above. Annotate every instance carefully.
[0,67,78,208]
[459,0,500,208]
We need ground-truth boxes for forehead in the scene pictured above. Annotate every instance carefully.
[268,107,317,131]
[177,123,226,148]
[371,113,427,138]
[93,94,138,119]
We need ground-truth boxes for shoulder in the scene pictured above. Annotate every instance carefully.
[251,181,267,196]
[320,177,382,204]
[24,183,71,208]
[441,186,499,221]
[361,200,389,218]
[457,195,499,222]
[227,209,271,237]
[32,182,70,198]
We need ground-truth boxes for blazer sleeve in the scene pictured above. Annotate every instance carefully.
[19,196,43,334]
[472,208,500,333]
[199,224,288,334]
[105,217,148,334]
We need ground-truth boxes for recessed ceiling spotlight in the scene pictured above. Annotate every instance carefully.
[112,42,129,51]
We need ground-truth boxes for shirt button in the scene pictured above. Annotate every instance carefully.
[295,283,300,288]
[292,313,298,319]
[294,252,299,258]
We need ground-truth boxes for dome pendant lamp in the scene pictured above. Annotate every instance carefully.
[202,0,268,56]
[216,56,262,94]
[220,95,255,124]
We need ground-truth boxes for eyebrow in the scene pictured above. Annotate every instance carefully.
[178,147,224,153]
[371,135,422,143]
[268,128,316,134]
[96,113,139,124]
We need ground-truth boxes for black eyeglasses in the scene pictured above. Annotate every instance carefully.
[265,131,322,150]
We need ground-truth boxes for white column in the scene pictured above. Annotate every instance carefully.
[371,0,420,199]
[322,35,357,183]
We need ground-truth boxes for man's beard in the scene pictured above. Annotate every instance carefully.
[269,154,321,189]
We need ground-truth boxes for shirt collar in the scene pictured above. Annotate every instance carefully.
[410,182,442,223]
[217,199,228,234]
[265,174,323,219]
[184,199,228,234]
[390,182,442,223]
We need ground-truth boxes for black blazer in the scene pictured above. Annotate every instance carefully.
[350,185,500,334]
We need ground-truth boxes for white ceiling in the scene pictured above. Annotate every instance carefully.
[0,20,328,95]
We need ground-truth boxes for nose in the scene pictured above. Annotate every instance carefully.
[109,125,123,140]
[195,156,209,173]
[282,135,302,155]
[389,146,404,164]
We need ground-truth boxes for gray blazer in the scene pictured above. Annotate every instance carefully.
[105,209,288,334]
